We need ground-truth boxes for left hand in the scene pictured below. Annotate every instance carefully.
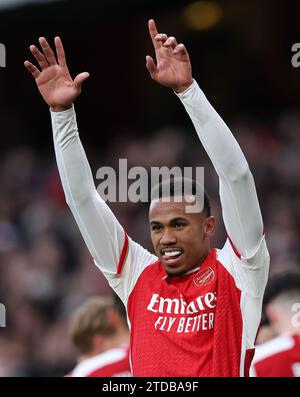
[146,19,193,93]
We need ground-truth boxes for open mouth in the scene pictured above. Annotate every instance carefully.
[161,248,183,264]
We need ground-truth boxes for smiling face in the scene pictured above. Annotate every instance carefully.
[149,196,215,276]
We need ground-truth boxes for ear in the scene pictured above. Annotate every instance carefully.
[265,303,280,327]
[92,334,105,354]
[107,308,123,329]
[203,216,216,237]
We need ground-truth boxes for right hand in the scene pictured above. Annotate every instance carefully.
[146,19,193,93]
[24,36,89,111]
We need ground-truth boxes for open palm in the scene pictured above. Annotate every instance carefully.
[24,37,89,109]
[146,20,193,93]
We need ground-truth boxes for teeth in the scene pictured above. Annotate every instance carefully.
[164,251,181,257]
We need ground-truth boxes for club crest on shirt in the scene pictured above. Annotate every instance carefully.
[193,267,215,287]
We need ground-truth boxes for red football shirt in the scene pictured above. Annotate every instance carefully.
[250,334,300,377]
[113,237,269,377]
[68,345,131,377]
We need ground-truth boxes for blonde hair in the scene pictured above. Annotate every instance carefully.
[69,296,116,355]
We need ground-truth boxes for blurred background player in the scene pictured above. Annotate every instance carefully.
[68,295,131,377]
[250,272,300,377]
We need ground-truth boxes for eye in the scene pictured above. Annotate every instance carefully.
[175,222,185,229]
[151,224,161,232]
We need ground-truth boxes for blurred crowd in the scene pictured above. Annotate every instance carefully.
[0,106,300,376]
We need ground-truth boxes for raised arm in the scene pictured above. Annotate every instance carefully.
[146,20,264,259]
[24,37,156,298]
[24,37,127,273]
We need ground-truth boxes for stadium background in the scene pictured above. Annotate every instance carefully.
[0,0,300,376]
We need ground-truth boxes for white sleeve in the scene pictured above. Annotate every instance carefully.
[217,238,270,351]
[51,106,157,304]
[176,80,265,259]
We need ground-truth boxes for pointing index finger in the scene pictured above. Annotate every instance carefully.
[148,19,160,50]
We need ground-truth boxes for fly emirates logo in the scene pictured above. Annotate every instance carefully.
[147,292,217,334]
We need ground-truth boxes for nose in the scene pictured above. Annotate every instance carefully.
[160,228,177,245]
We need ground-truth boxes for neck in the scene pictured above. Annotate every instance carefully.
[278,324,300,336]
[195,248,212,269]
[78,330,130,363]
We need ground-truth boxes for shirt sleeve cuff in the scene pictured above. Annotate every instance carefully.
[174,79,198,99]
[50,104,75,119]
